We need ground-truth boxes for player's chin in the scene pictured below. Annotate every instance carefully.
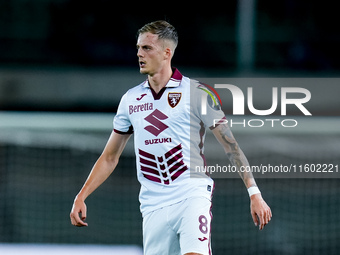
[139,67,149,75]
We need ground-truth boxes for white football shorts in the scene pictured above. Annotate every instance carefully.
[142,196,212,255]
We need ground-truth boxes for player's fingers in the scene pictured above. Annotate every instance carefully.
[81,207,87,221]
[251,211,259,227]
[267,208,272,223]
[70,211,79,224]
[76,219,88,227]
[260,208,272,230]
[259,212,266,230]
[70,213,78,225]
[70,212,88,227]
[70,207,88,227]
[75,211,88,227]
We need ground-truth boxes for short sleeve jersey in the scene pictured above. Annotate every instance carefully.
[113,68,225,216]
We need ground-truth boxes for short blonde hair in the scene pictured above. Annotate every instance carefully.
[138,20,178,50]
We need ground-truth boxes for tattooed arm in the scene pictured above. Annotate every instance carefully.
[212,122,255,188]
[212,122,272,230]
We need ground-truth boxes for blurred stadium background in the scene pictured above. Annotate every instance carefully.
[1,1,340,254]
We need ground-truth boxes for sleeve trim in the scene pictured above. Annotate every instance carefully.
[114,125,134,135]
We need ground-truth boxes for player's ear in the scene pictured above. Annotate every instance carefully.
[163,47,172,60]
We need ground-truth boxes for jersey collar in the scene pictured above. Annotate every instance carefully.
[142,67,183,88]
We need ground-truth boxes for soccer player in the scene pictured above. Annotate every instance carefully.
[70,20,272,255]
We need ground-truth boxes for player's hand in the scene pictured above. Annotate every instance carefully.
[70,197,88,227]
[250,193,272,230]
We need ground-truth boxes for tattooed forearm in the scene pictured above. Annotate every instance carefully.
[216,124,256,188]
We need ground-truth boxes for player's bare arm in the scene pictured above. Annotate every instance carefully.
[212,122,272,230]
[70,131,131,227]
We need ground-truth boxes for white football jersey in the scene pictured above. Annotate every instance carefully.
[113,68,225,216]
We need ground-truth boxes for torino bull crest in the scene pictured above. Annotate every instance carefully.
[168,92,182,108]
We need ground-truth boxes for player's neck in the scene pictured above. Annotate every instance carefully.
[148,65,173,94]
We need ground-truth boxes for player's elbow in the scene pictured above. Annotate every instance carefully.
[107,154,120,168]
[100,152,120,169]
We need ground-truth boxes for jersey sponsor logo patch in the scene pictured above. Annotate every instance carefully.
[138,144,188,185]
[145,137,172,145]
[168,92,182,108]
[129,103,153,115]
[144,109,168,136]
